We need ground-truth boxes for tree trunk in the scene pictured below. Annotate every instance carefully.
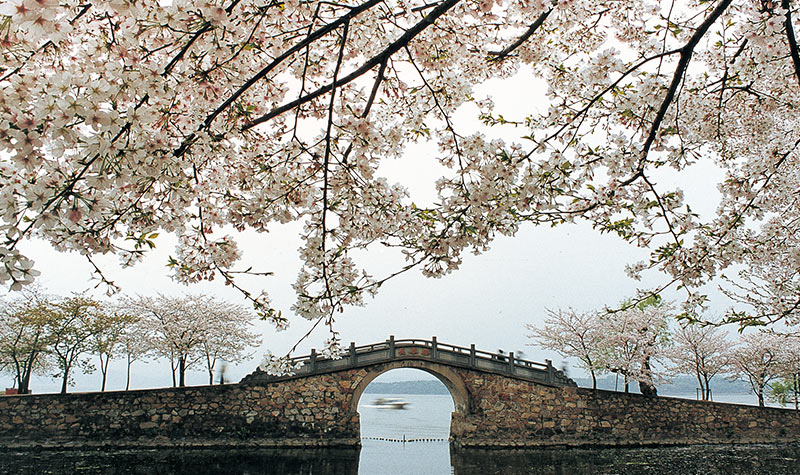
[18,350,38,395]
[757,388,765,407]
[703,374,712,401]
[100,354,110,392]
[60,367,70,394]
[639,380,657,397]
[638,358,657,397]
[207,354,214,385]
[19,367,31,395]
[179,357,186,387]
[125,354,132,391]
[695,371,705,400]
[591,370,597,390]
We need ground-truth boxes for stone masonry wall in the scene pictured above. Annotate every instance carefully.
[0,374,363,448]
[450,367,800,448]
[2,363,799,449]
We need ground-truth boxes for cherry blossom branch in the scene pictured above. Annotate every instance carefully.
[174,0,387,157]
[640,173,681,247]
[320,20,350,313]
[86,255,120,295]
[161,0,246,76]
[488,7,552,62]
[526,47,683,160]
[243,0,461,130]
[291,4,324,141]
[0,3,91,82]
[712,139,800,248]
[640,0,733,160]
[403,45,466,187]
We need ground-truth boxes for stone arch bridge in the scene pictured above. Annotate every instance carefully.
[1,336,799,449]
[241,335,575,415]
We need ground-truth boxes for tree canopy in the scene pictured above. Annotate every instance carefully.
[3,0,800,346]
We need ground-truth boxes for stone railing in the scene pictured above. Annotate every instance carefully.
[241,336,576,387]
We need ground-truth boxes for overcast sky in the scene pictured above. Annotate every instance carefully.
[2,67,733,393]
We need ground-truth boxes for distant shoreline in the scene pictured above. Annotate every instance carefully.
[363,380,450,395]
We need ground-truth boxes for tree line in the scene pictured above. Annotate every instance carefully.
[528,297,800,409]
[0,290,261,394]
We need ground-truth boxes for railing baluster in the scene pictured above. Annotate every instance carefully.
[431,336,438,359]
[350,342,357,368]
[310,349,317,373]
[388,335,396,359]
[470,344,476,367]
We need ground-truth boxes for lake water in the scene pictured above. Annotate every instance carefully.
[359,393,454,474]
[2,392,799,474]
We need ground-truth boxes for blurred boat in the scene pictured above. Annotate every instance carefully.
[373,397,409,409]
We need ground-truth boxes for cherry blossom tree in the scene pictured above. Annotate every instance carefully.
[89,307,139,391]
[123,294,259,387]
[668,324,729,400]
[600,298,672,396]
[769,333,800,409]
[727,331,783,407]
[46,296,102,394]
[529,297,672,394]
[4,0,800,350]
[117,316,152,391]
[196,297,261,385]
[527,308,605,389]
[0,288,53,393]
[124,294,205,387]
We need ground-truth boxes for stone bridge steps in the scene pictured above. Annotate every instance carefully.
[241,336,576,387]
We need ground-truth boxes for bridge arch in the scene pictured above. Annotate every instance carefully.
[351,360,471,414]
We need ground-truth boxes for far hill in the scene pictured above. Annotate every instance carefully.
[573,375,752,396]
[363,380,450,395]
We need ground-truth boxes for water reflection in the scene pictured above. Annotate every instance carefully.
[2,443,799,475]
[0,447,360,475]
[452,443,800,475]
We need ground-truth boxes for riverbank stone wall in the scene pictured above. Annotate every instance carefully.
[1,361,799,448]
[447,366,800,447]
[0,377,361,448]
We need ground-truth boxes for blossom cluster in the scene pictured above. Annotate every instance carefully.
[2,0,800,337]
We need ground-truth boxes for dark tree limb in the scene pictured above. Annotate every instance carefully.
[243,0,462,131]
[173,0,387,157]
[488,7,552,62]
[640,0,733,159]
[782,0,800,86]
[321,21,350,307]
